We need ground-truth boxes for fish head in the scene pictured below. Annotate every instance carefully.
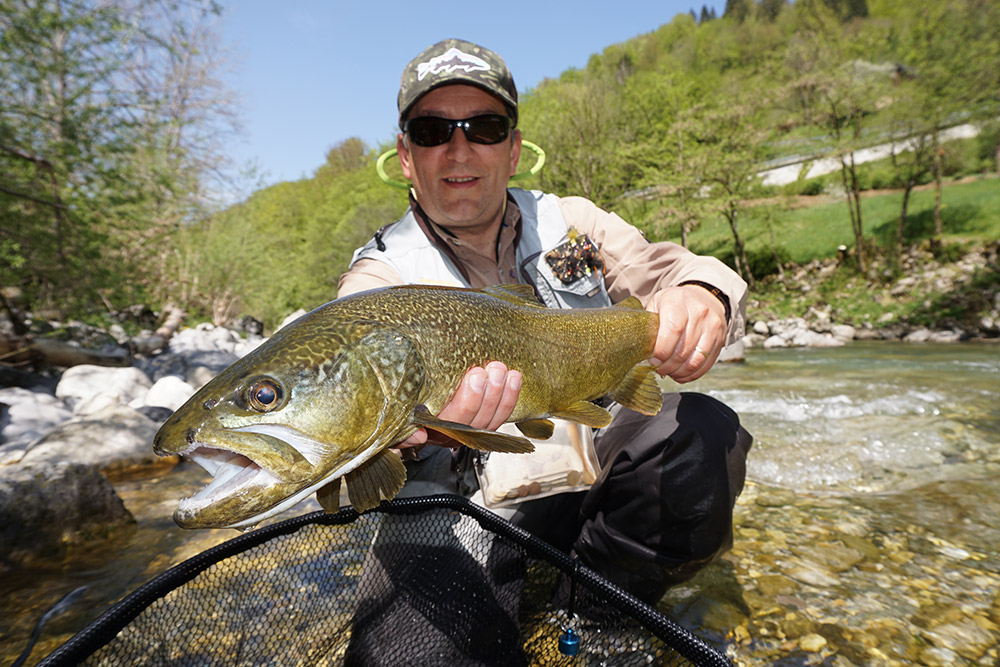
[154,313,425,530]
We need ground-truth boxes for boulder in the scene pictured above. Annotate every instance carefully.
[0,461,133,563]
[55,365,152,414]
[141,375,195,411]
[831,324,857,342]
[718,339,746,363]
[19,404,160,473]
[0,387,72,464]
[904,328,933,343]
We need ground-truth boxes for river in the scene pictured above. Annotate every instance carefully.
[2,342,998,666]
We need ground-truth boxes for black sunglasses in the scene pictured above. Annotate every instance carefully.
[404,114,512,147]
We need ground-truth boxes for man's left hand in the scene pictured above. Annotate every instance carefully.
[646,284,728,383]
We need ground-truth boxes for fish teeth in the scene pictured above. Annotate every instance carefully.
[188,446,246,477]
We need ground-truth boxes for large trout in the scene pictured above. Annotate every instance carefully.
[153,284,662,529]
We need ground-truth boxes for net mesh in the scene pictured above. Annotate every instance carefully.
[38,495,731,667]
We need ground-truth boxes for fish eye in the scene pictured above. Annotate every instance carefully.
[246,379,283,412]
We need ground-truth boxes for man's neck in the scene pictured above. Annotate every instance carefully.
[412,194,508,261]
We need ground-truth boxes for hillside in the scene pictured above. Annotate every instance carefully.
[3,0,998,332]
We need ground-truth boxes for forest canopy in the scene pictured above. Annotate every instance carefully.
[2,0,998,329]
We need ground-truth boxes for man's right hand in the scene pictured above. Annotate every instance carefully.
[394,361,522,458]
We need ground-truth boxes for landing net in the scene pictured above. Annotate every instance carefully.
[38,495,731,666]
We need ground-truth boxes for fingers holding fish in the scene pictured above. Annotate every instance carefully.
[646,285,726,383]
[439,362,522,432]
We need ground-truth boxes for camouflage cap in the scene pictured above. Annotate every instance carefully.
[398,38,518,128]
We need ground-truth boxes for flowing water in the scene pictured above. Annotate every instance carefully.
[2,342,998,666]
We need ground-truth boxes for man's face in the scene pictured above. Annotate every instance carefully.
[398,84,521,234]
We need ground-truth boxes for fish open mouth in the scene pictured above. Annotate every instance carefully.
[177,446,280,516]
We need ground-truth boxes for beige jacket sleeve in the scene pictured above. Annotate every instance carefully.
[559,196,747,344]
[337,258,405,297]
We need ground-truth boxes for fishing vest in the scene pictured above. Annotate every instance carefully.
[349,188,612,310]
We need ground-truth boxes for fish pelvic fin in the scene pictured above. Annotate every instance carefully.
[609,363,663,416]
[316,477,342,513]
[515,418,555,440]
[413,405,534,453]
[551,400,613,428]
[345,449,408,513]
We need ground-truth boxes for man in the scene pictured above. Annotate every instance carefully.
[338,38,752,604]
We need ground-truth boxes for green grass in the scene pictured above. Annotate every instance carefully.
[680,175,1000,268]
[634,175,1000,329]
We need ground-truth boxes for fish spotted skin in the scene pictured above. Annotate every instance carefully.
[153,284,661,530]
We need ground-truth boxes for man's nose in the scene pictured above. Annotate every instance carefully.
[444,125,474,160]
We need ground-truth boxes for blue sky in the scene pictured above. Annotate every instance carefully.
[219,1,722,187]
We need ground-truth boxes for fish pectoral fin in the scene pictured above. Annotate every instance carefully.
[345,449,407,513]
[515,418,555,440]
[550,400,613,428]
[608,363,663,416]
[316,477,342,513]
[413,406,534,453]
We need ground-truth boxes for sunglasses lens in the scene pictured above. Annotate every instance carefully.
[406,115,510,147]
[406,117,453,147]
[464,115,510,144]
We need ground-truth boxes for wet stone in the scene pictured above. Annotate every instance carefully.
[782,558,842,588]
[838,533,881,561]
[791,542,865,573]
[921,619,996,661]
[755,574,797,597]
[754,489,799,507]
[798,633,827,652]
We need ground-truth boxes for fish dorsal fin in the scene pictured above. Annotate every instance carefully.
[609,364,663,416]
[550,400,613,428]
[345,449,407,513]
[614,295,644,310]
[412,405,534,453]
[316,477,342,513]
[481,284,545,307]
[515,418,555,440]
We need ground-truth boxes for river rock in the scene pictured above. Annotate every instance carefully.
[18,404,159,471]
[183,349,239,388]
[55,365,152,413]
[799,633,827,652]
[0,461,133,563]
[792,542,865,572]
[830,324,856,342]
[782,558,842,587]
[718,339,746,362]
[141,375,195,411]
[920,619,996,661]
[0,387,72,463]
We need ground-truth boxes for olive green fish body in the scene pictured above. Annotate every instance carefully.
[154,285,661,530]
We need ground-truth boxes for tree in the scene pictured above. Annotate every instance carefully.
[0,0,239,316]
[724,0,751,23]
[691,97,771,287]
[890,0,1000,243]
[759,0,787,22]
[520,74,640,208]
[781,0,889,273]
[886,117,935,264]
